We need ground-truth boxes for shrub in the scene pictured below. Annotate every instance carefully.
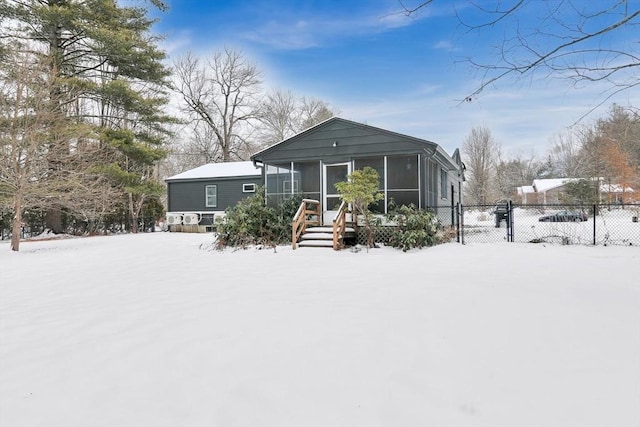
[385,203,449,251]
[215,189,302,249]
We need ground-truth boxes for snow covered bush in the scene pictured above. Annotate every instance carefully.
[215,189,302,249]
[385,204,448,251]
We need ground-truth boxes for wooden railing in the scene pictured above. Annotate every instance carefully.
[291,199,321,249]
[332,200,348,250]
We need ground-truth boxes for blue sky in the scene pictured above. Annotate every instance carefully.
[151,0,639,157]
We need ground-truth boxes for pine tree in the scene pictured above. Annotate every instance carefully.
[0,0,174,235]
[335,167,383,248]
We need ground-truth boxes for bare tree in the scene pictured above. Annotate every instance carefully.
[298,97,337,130]
[173,48,262,162]
[0,47,116,250]
[462,126,500,205]
[0,50,50,250]
[258,89,338,146]
[400,1,639,112]
[495,153,544,198]
[258,88,299,145]
[547,129,585,177]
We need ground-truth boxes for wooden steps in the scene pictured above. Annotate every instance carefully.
[298,226,356,248]
[291,199,354,250]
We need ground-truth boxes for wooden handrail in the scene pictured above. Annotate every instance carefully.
[292,199,321,249]
[332,200,347,250]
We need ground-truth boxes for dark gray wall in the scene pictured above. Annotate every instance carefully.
[253,119,438,164]
[167,176,262,212]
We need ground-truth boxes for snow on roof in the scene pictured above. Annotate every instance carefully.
[517,185,535,195]
[601,183,634,193]
[165,161,261,181]
[532,178,580,193]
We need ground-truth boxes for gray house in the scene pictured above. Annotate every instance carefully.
[166,117,464,232]
[250,117,464,225]
[165,161,261,230]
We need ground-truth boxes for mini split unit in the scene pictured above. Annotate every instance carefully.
[182,213,200,225]
[166,213,183,225]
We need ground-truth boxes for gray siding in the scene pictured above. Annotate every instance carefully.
[167,176,262,212]
[253,119,438,164]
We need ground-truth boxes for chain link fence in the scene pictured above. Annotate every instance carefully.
[453,202,640,246]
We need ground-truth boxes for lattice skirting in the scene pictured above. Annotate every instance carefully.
[356,226,396,245]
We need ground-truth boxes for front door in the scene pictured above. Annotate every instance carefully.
[323,162,350,224]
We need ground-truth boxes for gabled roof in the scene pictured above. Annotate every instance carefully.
[451,148,466,180]
[532,178,580,193]
[251,116,336,158]
[165,161,261,182]
[251,117,462,170]
[252,116,438,156]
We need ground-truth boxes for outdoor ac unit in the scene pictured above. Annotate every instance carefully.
[166,214,183,225]
[182,213,200,225]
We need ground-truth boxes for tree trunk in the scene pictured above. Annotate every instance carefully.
[11,195,23,252]
[129,193,138,233]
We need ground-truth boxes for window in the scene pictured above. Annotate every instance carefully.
[283,180,299,193]
[354,157,385,213]
[387,155,418,189]
[243,183,256,193]
[265,161,320,207]
[440,168,448,199]
[294,161,320,199]
[387,155,419,210]
[265,162,292,206]
[205,185,217,207]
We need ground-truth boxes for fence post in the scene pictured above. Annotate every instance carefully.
[450,195,455,229]
[460,204,465,245]
[508,200,514,242]
[455,203,460,243]
[593,204,597,246]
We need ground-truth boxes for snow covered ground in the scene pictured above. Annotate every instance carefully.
[1,232,639,426]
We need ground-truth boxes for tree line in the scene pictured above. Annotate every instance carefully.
[0,0,176,251]
[462,104,640,206]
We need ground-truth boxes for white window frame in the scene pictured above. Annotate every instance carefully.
[440,168,448,199]
[283,180,299,193]
[205,185,217,207]
[243,183,256,193]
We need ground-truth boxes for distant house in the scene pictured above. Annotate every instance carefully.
[521,178,582,204]
[516,178,635,205]
[165,161,261,230]
[166,117,465,231]
[600,183,635,204]
[516,185,536,204]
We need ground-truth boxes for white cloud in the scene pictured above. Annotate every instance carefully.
[240,20,320,50]
[159,30,193,55]
[433,40,455,50]
[238,7,429,51]
[332,78,639,158]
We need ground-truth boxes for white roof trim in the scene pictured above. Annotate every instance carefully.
[165,161,261,181]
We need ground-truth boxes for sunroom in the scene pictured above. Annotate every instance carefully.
[251,117,464,226]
